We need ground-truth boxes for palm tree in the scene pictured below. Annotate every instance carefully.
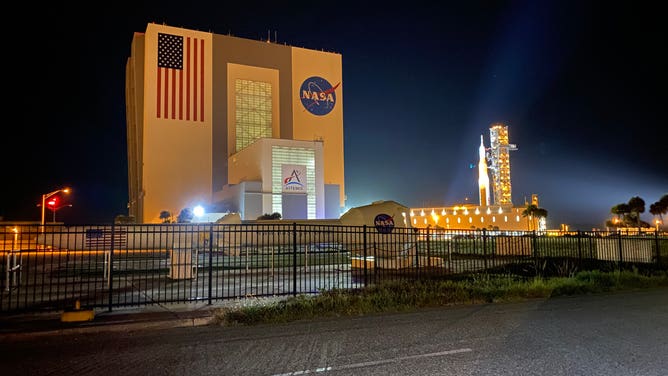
[521,204,537,230]
[522,204,547,231]
[534,207,548,230]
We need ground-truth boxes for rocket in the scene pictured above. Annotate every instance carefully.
[478,135,491,207]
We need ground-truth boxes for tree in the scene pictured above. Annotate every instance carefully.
[159,210,172,223]
[177,208,194,223]
[649,193,668,229]
[610,197,652,229]
[611,203,631,226]
[627,196,646,228]
[650,203,661,228]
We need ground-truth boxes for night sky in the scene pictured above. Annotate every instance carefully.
[3,1,666,230]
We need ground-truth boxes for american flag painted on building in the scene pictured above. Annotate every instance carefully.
[157,32,205,122]
[85,228,128,249]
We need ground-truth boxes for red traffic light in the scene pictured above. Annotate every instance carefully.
[47,198,57,207]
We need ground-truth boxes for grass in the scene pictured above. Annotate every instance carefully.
[212,269,668,326]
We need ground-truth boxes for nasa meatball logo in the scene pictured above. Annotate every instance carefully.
[374,214,395,234]
[300,76,340,116]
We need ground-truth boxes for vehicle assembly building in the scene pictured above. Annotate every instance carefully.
[126,23,345,223]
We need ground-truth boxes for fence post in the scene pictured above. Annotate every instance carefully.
[655,230,661,267]
[482,228,488,271]
[415,228,422,276]
[208,226,213,305]
[447,236,452,267]
[293,223,297,297]
[363,225,368,288]
[426,226,431,268]
[577,230,582,261]
[532,230,539,277]
[107,223,115,312]
[589,234,594,259]
[617,231,624,271]
[4,250,11,292]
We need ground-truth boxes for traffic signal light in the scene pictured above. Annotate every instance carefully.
[47,198,57,208]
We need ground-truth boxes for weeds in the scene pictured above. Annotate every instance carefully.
[213,270,668,326]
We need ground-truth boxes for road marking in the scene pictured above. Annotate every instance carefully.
[271,347,472,375]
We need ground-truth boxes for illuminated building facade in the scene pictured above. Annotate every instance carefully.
[409,204,535,231]
[409,194,545,231]
[126,23,345,223]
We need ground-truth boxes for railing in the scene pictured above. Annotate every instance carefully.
[1,224,666,314]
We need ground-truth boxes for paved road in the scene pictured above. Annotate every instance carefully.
[1,288,667,376]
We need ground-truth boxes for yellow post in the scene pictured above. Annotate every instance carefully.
[61,299,95,322]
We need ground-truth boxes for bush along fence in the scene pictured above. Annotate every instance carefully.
[1,223,666,314]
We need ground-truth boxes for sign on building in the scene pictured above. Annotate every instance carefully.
[282,164,307,193]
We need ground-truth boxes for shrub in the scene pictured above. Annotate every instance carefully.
[257,212,282,220]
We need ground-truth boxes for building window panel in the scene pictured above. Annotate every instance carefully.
[235,79,272,153]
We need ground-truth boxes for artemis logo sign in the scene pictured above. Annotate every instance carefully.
[300,76,340,116]
[282,164,307,193]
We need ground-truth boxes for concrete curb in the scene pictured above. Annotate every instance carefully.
[1,310,217,338]
[1,297,285,337]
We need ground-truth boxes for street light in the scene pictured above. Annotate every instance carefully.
[48,201,73,223]
[41,188,70,231]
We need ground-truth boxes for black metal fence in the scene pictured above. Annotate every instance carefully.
[1,223,666,314]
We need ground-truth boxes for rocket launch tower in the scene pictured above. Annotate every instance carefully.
[486,123,517,206]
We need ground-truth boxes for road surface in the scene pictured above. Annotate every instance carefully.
[1,288,667,375]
